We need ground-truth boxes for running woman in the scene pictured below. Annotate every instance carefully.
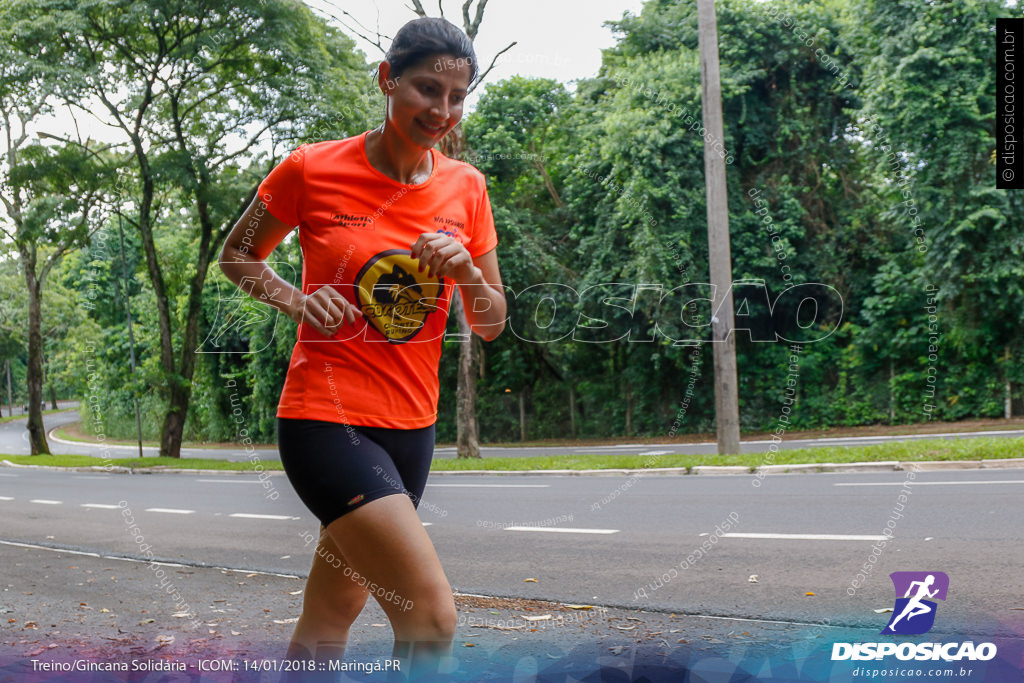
[218,17,506,680]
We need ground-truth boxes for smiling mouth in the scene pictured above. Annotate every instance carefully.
[417,119,446,136]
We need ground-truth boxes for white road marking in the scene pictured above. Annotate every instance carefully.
[422,522,432,527]
[835,480,1024,487]
[426,484,549,488]
[145,508,195,514]
[0,496,13,500]
[503,527,619,535]
[196,479,262,484]
[81,503,121,509]
[638,450,672,456]
[722,533,890,541]
[0,539,301,579]
[228,513,298,520]
[29,499,62,505]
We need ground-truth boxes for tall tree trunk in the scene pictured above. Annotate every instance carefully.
[1005,345,1013,420]
[128,138,184,457]
[518,389,526,442]
[439,119,485,459]
[409,1,511,458]
[529,140,563,208]
[889,358,895,424]
[569,384,576,438]
[453,292,481,458]
[474,334,482,440]
[625,386,633,437]
[49,385,58,410]
[23,250,49,455]
[160,380,189,458]
[133,113,225,458]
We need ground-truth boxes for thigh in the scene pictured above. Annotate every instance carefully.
[324,493,453,623]
[277,418,408,527]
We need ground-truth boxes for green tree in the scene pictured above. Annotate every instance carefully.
[462,76,576,440]
[29,0,373,456]
[851,0,1018,418]
[1,4,111,452]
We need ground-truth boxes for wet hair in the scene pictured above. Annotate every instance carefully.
[384,17,478,85]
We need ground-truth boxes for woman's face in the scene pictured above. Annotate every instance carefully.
[378,53,472,149]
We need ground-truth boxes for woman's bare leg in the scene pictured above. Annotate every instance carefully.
[325,493,456,681]
[286,524,370,660]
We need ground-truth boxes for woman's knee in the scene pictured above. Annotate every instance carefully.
[433,601,457,640]
[393,597,456,641]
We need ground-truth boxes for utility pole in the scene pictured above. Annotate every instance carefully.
[697,0,740,455]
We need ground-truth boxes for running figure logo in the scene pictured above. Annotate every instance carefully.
[881,571,949,635]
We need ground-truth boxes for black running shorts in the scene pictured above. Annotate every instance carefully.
[276,417,435,528]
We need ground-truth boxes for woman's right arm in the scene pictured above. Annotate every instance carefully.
[218,197,362,338]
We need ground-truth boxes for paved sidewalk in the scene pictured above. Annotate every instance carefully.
[0,544,891,682]
[3,545,1023,681]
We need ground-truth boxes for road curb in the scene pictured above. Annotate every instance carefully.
[4,458,1024,477]
[45,425,279,455]
[0,459,286,476]
[758,463,827,474]
[981,457,1024,468]
[431,459,1022,477]
[691,465,749,475]
[808,461,902,473]
[900,460,983,470]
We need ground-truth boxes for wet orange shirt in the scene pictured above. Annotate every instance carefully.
[258,132,498,428]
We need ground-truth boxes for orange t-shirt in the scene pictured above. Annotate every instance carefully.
[258,132,498,429]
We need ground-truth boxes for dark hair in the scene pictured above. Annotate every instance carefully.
[384,17,478,85]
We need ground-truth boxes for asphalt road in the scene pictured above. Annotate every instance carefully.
[2,465,1022,640]
[11,407,1024,461]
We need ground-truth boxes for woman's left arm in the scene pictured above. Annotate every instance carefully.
[456,248,506,341]
[410,234,506,341]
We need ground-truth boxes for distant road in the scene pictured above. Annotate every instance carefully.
[6,407,1024,462]
[1,465,1022,636]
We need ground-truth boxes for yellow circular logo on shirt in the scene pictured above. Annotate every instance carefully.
[353,249,445,343]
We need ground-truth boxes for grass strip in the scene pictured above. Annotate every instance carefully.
[428,436,1024,472]
[0,408,67,425]
[2,437,1022,472]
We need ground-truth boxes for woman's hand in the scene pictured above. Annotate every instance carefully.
[286,285,363,338]
[410,232,479,284]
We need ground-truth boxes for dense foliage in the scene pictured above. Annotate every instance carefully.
[1,0,1014,446]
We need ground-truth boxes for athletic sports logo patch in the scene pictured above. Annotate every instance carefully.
[353,249,444,343]
[330,211,374,231]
